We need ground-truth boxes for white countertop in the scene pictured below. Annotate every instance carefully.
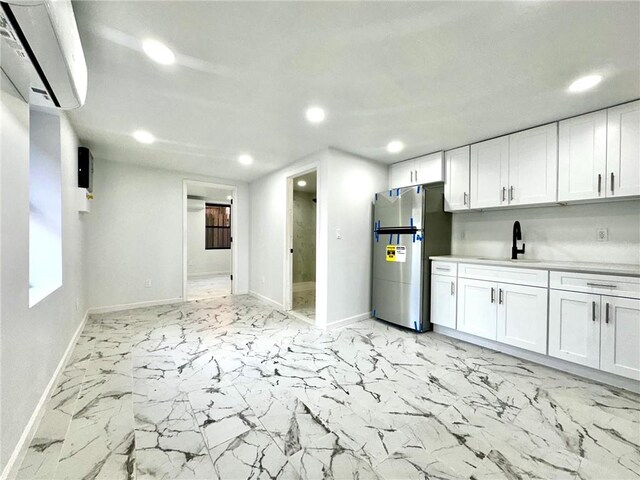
[430,255,640,277]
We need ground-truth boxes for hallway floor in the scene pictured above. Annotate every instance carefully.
[186,274,230,300]
[292,283,315,321]
[16,295,640,480]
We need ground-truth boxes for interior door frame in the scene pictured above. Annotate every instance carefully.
[182,179,238,302]
[284,166,318,312]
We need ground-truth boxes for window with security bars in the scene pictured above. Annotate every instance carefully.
[205,203,231,249]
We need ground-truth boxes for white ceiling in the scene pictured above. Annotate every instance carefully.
[68,1,640,183]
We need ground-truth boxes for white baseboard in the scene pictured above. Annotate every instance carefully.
[187,271,230,279]
[1,309,90,480]
[88,297,183,314]
[433,325,640,393]
[324,312,370,331]
[249,291,284,310]
[292,281,315,293]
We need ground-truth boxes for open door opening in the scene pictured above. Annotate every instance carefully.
[289,170,317,321]
[184,181,235,301]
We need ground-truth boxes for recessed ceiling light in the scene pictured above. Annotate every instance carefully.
[568,74,602,93]
[305,106,326,124]
[133,130,155,144]
[386,140,404,154]
[297,180,307,187]
[142,39,175,65]
[238,154,253,165]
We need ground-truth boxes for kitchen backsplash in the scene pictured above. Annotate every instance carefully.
[452,199,640,265]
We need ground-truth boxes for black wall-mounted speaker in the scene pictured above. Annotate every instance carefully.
[78,146,93,192]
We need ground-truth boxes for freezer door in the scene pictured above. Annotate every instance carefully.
[375,187,424,230]
[372,234,423,330]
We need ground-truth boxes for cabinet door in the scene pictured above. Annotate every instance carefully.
[558,111,607,201]
[548,290,601,369]
[415,152,444,184]
[508,123,558,205]
[600,296,640,380]
[470,136,508,209]
[445,146,470,211]
[607,100,640,198]
[496,283,548,354]
[389,160,415,189]
[457,278,497,340]
[430,274,456,329]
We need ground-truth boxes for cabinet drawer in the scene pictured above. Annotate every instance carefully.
[550,271,640,299]
[431,261,457,277]
[458,263,548,287]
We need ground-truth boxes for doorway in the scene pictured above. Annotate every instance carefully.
[290,171,317,320]
[183,181,235,301]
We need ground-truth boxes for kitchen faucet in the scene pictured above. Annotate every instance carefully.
[512,221,525,260]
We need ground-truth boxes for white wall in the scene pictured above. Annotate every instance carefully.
[249,148,387,328]
[249,151,327,309]
[84,160,248,310]
[324,150,388,326]
[452,200,640,265]
[187,200,231,276]
[1,81,86,473]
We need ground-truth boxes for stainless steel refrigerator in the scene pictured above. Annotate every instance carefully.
[372,183,451,332]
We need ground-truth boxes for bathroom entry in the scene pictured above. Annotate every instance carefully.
[290,170,317,321]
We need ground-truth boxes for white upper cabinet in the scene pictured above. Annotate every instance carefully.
[444,146,470,211]
[389,160,416,189]
[558,110,607,201]
[415,152,444,185]
[607,100,640,198]
[389,152,443,189]
[470,136,509,209]
[508,123,558,206]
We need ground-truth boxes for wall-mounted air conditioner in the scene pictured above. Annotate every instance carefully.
[0,0,87,109]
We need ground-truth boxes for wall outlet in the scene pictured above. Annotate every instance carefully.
[75,298,80,311]
[597,228,608,242]
[145,279,152,288]
[336,228,342,240]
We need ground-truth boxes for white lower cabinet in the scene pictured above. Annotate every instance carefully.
[549,290,640,380]
[497,283,548,354]
[430,274,457,329]
[549,290,601,369]
[457,278,497,340]
[600,296,640,380]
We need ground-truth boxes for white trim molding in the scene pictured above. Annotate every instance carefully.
[324,312,370,331]
[249,291,284,310]
[87,297,183,315]
[1,310,90,480]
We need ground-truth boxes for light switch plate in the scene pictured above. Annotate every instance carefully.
[597,228,608,242]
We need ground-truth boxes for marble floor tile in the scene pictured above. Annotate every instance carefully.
[15,294,640,480]
[187,274,231,301]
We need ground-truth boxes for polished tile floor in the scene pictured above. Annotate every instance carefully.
[292,284,315,321]
[16,295,640,479]
[186,274,231,301]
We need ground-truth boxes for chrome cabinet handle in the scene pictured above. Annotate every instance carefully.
[410,170,413,183]
[463,192,468,206]
[415,170,418,183]
[499,288,503,305]
[502,187,506,202]
[597,174,602,195]
[610,172,615,194]
[436,266,450,272]
[605,302,610,324]
[592,301,596,322]
[509,186,514,201]
[451,281,455,296]
[490,287,495,303]
[587,283,617,289]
